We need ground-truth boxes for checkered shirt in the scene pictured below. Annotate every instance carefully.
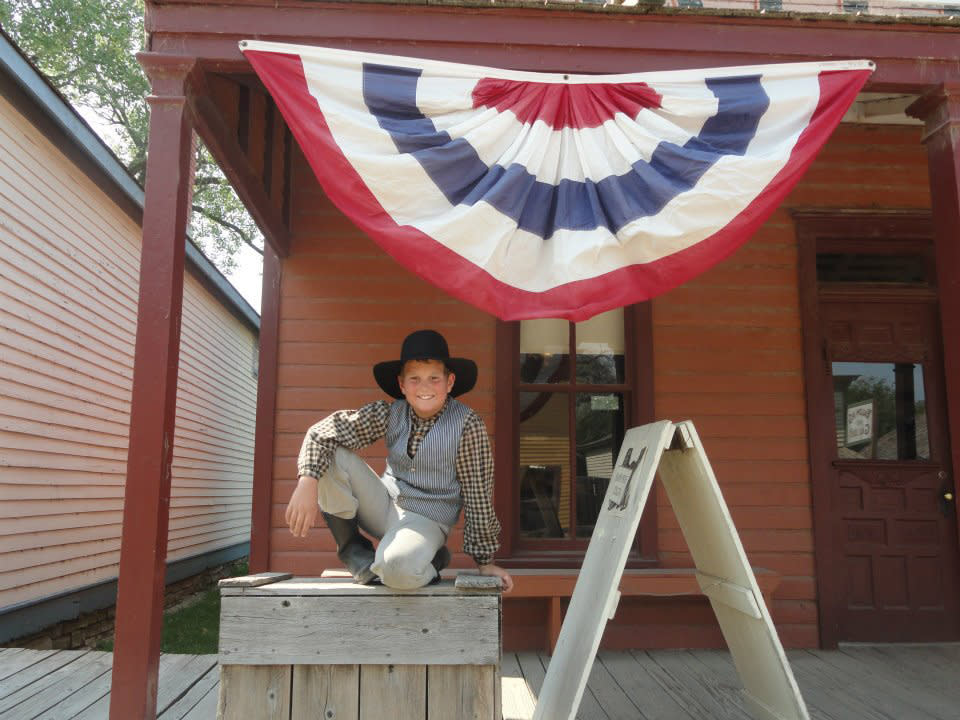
[298,399,501,566]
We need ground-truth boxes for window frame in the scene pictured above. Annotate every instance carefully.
[494,303,658,568]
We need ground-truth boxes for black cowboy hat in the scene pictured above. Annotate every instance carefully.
[373,329,477,399]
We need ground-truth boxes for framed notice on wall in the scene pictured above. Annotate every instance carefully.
[845,399,874,446]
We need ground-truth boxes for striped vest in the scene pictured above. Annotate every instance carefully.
[382,398,471,528]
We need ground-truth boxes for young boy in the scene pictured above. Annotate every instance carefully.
[285,329,513,591]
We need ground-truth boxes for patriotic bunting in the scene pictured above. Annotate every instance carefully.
[241,41,873,321]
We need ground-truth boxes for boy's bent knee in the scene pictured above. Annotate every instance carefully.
[372,556,433,590]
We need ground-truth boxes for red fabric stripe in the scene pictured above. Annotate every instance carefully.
[471,78,662,130]
[243,49,870,322]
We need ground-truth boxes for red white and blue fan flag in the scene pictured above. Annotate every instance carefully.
[241,41,873,321]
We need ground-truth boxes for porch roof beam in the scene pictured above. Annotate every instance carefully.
[145,3,960,92]
[180,63,291,258]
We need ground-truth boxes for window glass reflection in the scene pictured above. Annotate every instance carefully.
[575,308,625,384]
[518,393,570,538]
[832,362,929,460]
[575,392,625,537]
[520,319,569,384]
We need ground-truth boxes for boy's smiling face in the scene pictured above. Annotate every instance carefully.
[398,359,455,419]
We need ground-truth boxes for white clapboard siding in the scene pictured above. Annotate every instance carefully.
[0,90,256,611]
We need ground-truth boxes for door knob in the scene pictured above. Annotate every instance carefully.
[945,492,955,502]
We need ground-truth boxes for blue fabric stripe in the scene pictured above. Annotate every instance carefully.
[362,63,769,237]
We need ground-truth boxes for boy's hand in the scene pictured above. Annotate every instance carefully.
[478,564,514,593]
[286,475,320,537]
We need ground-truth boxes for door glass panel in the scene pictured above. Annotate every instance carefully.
[520,319,569,383]
[518,392,570,538]
[832,362,929,460]
[575,392,625,537]
[575,308,626,384]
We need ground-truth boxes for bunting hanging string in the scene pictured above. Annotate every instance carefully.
[242,41,873,321]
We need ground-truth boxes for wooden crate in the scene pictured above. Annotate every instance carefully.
[216,575,502,720]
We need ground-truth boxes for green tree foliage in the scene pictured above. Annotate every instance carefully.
[845,376,897,437]
[1,0,263,272]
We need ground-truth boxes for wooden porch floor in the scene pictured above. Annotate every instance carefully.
[1,645,957,719]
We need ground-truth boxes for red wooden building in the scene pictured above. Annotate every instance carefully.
[116,1,960,716]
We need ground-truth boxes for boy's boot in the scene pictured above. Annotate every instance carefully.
[428,546,451,584]
[322,512,377,585]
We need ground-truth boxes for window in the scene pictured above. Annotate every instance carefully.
[495,305,655,564]
[832,362,929,461]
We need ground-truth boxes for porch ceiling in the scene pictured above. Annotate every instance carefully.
[146,0,960,93]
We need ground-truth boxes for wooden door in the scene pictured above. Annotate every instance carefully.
[814,299,960,642]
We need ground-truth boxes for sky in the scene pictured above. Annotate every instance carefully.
[227,243,264,313]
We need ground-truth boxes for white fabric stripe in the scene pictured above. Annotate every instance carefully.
[304,55,820,291]
[243,40,873,84]
[420,74,717,180]
[301,57,456,224]
[301,56,713,193]
[409,75,819,291]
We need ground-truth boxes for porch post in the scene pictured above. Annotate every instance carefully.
[250,242,282,572]
[108,55,196,720]
[908,86,960,536]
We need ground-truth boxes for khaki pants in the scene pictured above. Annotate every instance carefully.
[318,447,449,589]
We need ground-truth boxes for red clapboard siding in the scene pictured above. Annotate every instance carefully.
[270,122,928,649]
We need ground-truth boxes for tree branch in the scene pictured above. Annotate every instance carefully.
[191,204,264,256]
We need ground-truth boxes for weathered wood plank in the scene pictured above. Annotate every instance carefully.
[802,649,955,720]
[0,650,110,716]
[516,652,546,702]
[221,577,496,596]
[455,574,503,591]
[73,652,200,720]
[291,664,359,720]
[218,572,293,588]
[840,646,960,703]
[219,594,499,665]
[870,644,960,698]
[70,683,113,719]
[217,664,292,720]
[0,648,56,682]
[359,664,425,720]
[596,650,696,720]
[181,682,221,720]
[157,654,219,715]
[33,653,112,719]
[582,653,643,720]
[646,650,754,720]
[0,649,90,706]
[785,651,894,720]
[691,651,837,720]
[500,653,536,720]
[428,665,496,720]
[158,660,220,719]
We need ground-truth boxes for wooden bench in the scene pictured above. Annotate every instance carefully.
[502,568,782,654]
